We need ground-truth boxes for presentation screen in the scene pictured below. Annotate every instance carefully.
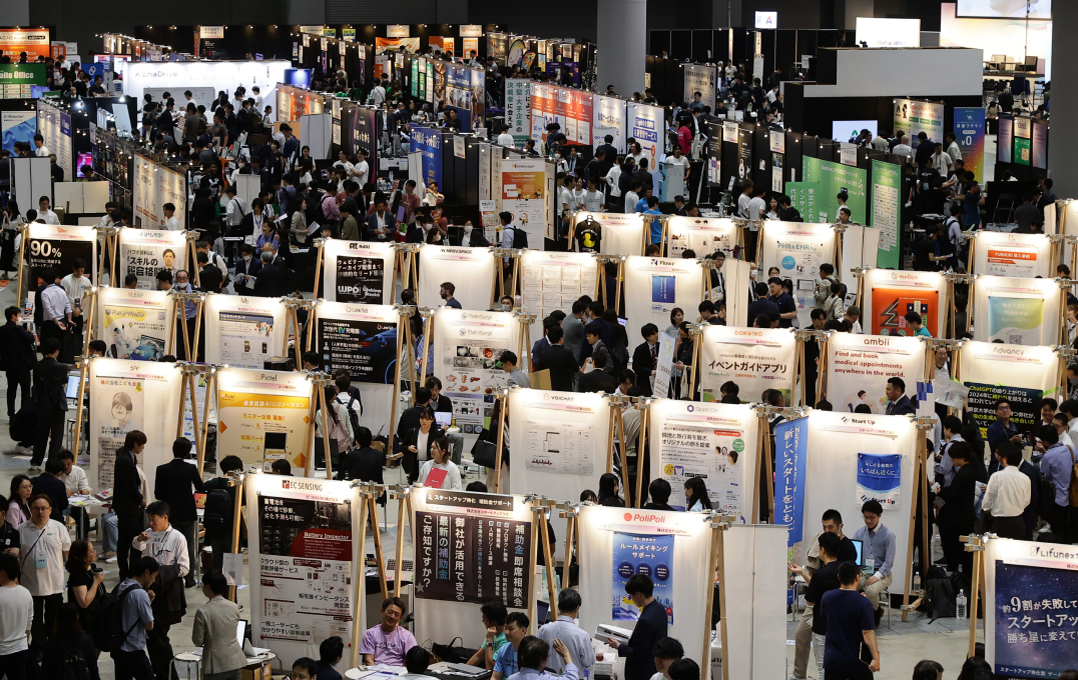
[832,120,878,143]
[957,0,1050,19]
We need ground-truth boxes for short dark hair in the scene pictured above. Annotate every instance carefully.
[480,601,508,626]
[505,611,530,629]
[146,500,170,518]
[58,449,75,462]
[887,376,905,393]
[912,660,945,680]
[653,636,684,661]
[557,588,582,612]
[1060,399,1078,418]
[133,556,160,578]
[45,458,64,475]
[382,596,406,613]
[517,636,549,670]
[649,478,671,504]
[625,573,654,597]
[0,552,20,581]
[271,459,291,475]
[904,311,922,326]
[641,323,659,338]
[862,499,884,516]
[292,658,318,676]
[219,455,244,473]
[818,531,841,558]
[124,430,148,449]
[320,636,345,663]
[948,441,971,461]
[838,560,860,586]
[547,326,564,343]
[415,387,432,404]
[202,570,229,595]
[668,658,700,680]
[500,350,518,366]
[820,263,834,275]
[405,646,431,674]
[821,509,843,525]
[172,437,192,458]
[40,337,61,356]
[995,398,1012,411]
[941,415,963,434]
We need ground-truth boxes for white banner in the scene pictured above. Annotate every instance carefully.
[682,64,717,112]
[87,358,183,494]
[653,334,676,399]
[592,94,627,153]
[36,101,72,182]
[971,231,1052,279]
[700,326,799,404]
[504,78,531,146]
[202,294,288,368]
[123,60,289,117]
[431,308,521,435]
[958,341,1060,442]
[626,102,664,173]
[665,216,738,260]
[825,333,927,414]
[116,228,187,290]
[518,250,599,340]
[97,286,176,360]
[417,245,497,310]
[861,269,948,339]
[972,275,1062,346]
[217,367,314,470]
[572,211,646,257]
[322,240,395,305]
[500,158,548,244]
[759,221,838,328]
[133,156,186,229]
[623,256,705,347]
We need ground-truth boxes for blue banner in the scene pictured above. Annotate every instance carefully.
[410,125,442,190]
[774,418,808,603]
[993,561,1078,677]
[954,107,986,184]
[445,63,477,132]
[612,532,674,625]
[856,453,902,509]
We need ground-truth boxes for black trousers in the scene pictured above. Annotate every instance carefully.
[113,649,155,680]
[117,512,144,578]
[5,368,29,417]
[147,618,179,680]
[1050,503,1074,543]
[31,411,65,466]
[30,593,62,653]
[991,515,1027,540]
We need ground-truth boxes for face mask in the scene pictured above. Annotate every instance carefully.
[464,225,473,234]
[242,254,252,262]
[501,304,512,312]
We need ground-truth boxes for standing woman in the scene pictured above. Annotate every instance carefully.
[418,437,463,490]
[7,475,32,528]
[288,197,308,248]
[684,477,712,512]
[66,538,106,635]
[1,200,24,279]
[315,385,353,470]
[402,406,444,484]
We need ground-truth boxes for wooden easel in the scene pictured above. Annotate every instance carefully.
[606,394,632,506]
[386,306,416,453]
[391,485,413,598]
[196,367,216,477]
[175,363,205,467]
[963,534,988,657]
[172,291,204,362]
[494,247,520,303]
[900,415,934,622]
[395,243,420,295]
[686,323,704,399]
[529,497,562,627]
[349,482,371,668]
[282,297,307,359]
[184,231,201,288]
[515,313,535,376]
[634,398,651,509]
[305,372,335,479]
[98,226,118,287]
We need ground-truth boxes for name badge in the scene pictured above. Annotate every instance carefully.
[35,554,47,569]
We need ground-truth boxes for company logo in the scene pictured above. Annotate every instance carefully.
[1029,544,1078,560]
[686,404,695,412]
[992,347,1023,356]
[282,480,322,491]
[733,330,763,337]
[623,512,667,524]
[862,338,890,346]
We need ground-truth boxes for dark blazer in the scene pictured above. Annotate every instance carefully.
[364,212,396,241]
[631,341,657,397]
[198,264,223,294]
[578,369,618,394]
[1019,459,1040,536]
[937,462,977,531]
[154,458,207,523]
[337,446,386,483]
[253,262,284,297]
[234,255,262,291]
[401,426,445,479]
[396,404,429,441]
[113,447,144,518]
[32,356,72,415]
[536,344,578,393]
[32,473,68,521]
[0,320,37,372]
[618,599,668,680]
[885,394,916,416]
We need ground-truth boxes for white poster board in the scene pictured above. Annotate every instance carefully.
[123,60,290,116]
[592,94,627,153]
[202,294,289,368]
[116,228,187,290]
[682,64,717,111]
[96,286,176,360]
[217,368,314,470]
[699,326,799,405]
[417,245,497,310]
[622,256,704,345]
[825,333,928,414]
[759,222,838,328]
[971,232,1052,278]
[431,308,521,435]
[861,269,948,339]
[626,102,664,173]
[87,358,183,494]
[519,250,599,340]
[665,216,738,260]
[722,524,789,680]
[648,399,759,521]
[500,158,549,244]
[36,101,72,182]
[573,211,646,257]
[246,474,361,665]
[133,156,186,229]
[322,240,396,305]
[971,276,1062,346]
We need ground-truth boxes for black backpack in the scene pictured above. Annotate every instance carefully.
[57,649,92,680]
[508,226,529,249]
[203,488,232,535]
[93,582,144,653]
[337,393,362,437]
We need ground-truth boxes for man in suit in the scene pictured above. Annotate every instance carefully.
[536,327,578,392]
[114,430,148,578]
[934,442,976,576]
[155,437,207,588]
[337,426,386,484]
[196,252,223,294]
[193,570,248,679]
[253,251,284,297]
[578,352,618,393]
[0,305,36,419]
[884,377,915,416]
[530,317,559,371]
[365,198,396,242]
[596,135,618,178]
[631,324,661,397]
[606,574,667,680]
[233,243,262,292]
[30,337,72,470]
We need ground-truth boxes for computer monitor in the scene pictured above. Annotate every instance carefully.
[434,411,452,428]
[850,539,864,567]
[66,376,84,400]
[236,620,248,648]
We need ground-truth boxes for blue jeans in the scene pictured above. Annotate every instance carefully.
[102,512,118,552]
[113,649,155,680]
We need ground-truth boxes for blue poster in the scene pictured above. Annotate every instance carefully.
[651,275,675,304]
[855,453,902,509]
[954,107,986,185]
[993,561,1078,677]
[445,63,476,132]
[410,125,442,190]
[612,532,674,625]
[774,418,808,604]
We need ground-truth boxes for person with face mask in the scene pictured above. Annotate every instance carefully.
[467,220,490,247]
[499,296,515,313]
[234,243,261,291]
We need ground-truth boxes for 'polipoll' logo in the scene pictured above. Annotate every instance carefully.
[623,512,667,524]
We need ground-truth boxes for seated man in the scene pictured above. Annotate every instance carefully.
[361,597,417,665]
[403,645,437,680]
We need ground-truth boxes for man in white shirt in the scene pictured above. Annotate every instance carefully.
[370,82,387,106]
[162,202,181,231]
[944,132,962,162]
[133,500,189,680]
[737,181,755,219]
[870,134,889,151]
[60,258,92,319]
[0,553,33,671]
[536,590,595,674]
[18,494,71,652]
[224,185,247,233]
[747,186,768,222]
[39,269,73,348]
[353,149,370,187]
[333,149,355,177]
[99,202,118,229]
[583,179,604,213]
[37,196,59,225]
[892,136,913,159]
[930,143,954,174]
[982,444,1031,539]
[33,134,50,158]
[59,449,92,538]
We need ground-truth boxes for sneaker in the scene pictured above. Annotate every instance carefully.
[28,465,41,472]
[16,445,31,454]
[103,551,116,559]
[105,556,117,563]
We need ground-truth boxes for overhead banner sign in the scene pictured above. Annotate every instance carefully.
[218,368,314,470]
[97,287,175,361]
[700,326,798,405]
[116,228,186,291]
[322,240,396,304]
[682,64,717,112]
[203,295,288,368]
[313,302,398,385]
[893,98,944,147]
[0,29,50,61]
[504,78,531,146]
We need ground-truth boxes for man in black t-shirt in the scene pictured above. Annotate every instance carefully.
[916,159,943,216]
[805,532,844,679]
[912,227,942,271]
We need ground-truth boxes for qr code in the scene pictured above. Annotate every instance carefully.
[1009,334,1022,345]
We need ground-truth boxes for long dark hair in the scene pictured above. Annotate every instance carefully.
[8,475,30,516]
[66,539,93,574]
[597,473,622,506]
[685,477,712,510]
[324,386,341,424]
[51,603,85,638]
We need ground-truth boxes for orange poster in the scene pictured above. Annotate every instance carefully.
[0,29,50,61]
[870,288,939,337]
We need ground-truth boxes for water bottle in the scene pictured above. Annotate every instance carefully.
[956,589,968,620]
[913,573,921,596]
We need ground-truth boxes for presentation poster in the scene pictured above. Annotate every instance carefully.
[967,382,1042,440]
[417,245,496,310]
[529,82,593,146]
[203,295,287,369]
[623,257,704,344]
[870,160,902,269]
[974,277,1059,346]
[613,532,674,624]
[133,155,186,229]
[314,302,398,384]
[98,287,174,360]
[893,98,944,147]
[431,309,520,434]
[523,417,595,475]
[870,287,939,337]
[700,326,798,406]
[409,125,443,189]
[802,157,867,224]
[959,341,1058,439]
[248,475,356,664]
[217,368,313,470]
[500,158,548,244]
[954,107,986,182]
[87,359,181,494]
[665,216,737,260]
[519,251,598,341]
[2,110,36,153]
[682,64,716,111]
[855,453,902,509]
[576,212,646,257]
[774,418,809,586]
[322,240,395,305]
[986,539,1078,678]
[650,399,754,519]
[592,94,627,153]
[760,222,837,328]
[826,334,925,415]
[117,228,186,290]
[25,224,96,288]
[627,102,663,173]
[975,232,1050,278]
[987,296,1045,345]
[36,102,72,182]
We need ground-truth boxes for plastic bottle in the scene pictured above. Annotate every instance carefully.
[956,589,967,620]
[913,572,921,595]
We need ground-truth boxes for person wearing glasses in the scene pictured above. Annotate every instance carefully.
[132,500,189,680]
[986,398,1023,473]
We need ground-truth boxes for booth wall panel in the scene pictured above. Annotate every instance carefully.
[650,30,671,57]
[775,29,797,80]
[670,30,693,61]
[692,29,713,63]
[804,47,983,97]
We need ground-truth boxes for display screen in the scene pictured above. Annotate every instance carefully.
[755,11,778,28]
[832,120,878,143]
[956,0,1050,19]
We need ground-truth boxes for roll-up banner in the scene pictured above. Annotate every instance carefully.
[36,101,72,181]
[529,82,594,146]
[622,256,705,345]
[573,212,646,257]
[321,240,395,305]
[627,102,664,173]
[87,358,183,494]
[202,294,289,368]
[682,64,717,112]
[24,224,96,288]
[700,326,799,405]
[861,269,948,339]
[825,333,927,414]
[972,276,1061,346]
[954,107,986,183]
[665,216,738,260]
[246,474,360,664]
[505,78,531,147]
[217,367,314,470]
[519,251,598,340]
[893,98,943,148]
[431,308,521,435]
[802,157,867,225]
[417,245,497,310]
[116,228,186,290]
[871,160,902,270]
[759,221,838,328]
[648,399,758,521]
[592,94,626,153]
[971,232,1052,279]
[97,287,176,360]
[959,341,1060,440]
[500,158,548,243]
[409,125,443,190]
[133,156,186,229]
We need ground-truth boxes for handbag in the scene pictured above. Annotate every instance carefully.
[471,438,500,468]
[431,637,477,664]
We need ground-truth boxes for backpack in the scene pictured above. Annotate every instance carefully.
[57,650,92,680]
[508,225,528,249]
[203,488,232,536]
[336,393,362,438]
[93,582,144,653]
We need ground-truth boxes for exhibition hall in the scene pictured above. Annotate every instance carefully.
[0,1,1074,679]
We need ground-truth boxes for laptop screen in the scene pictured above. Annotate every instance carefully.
[434,411,452,428]
[850,539,864,567]
[236,620,248,648]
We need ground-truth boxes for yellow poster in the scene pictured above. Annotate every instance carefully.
[218,391,311,470]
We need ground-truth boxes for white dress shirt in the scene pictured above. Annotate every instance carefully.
[35,145,50,158]
[40,284,71,322]
[132,524,190,577]
[982,465,1031,518]
[165,216,182,231]
[61,465,90,494]
[497,133,515,147]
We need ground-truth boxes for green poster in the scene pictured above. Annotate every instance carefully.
[786,182,821,223]
[870,160,902,269]
[1014,137,1031,166]
[411,60,419,98]
[0,64,46,99]
[801,156,868,224]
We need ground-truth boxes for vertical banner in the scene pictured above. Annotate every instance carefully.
[802,157,867,224]
[312,302,398,384]
[528,82,594,146]
[500,158,548,243]
[870,161,902,270]
[682,64,717,111]
[87,359,182,495]
[322,240,396,304]
[1031,122,1048,169]
[592,94,626,153]
[954,107,986,183]
[699,326,799,405]
[202,294,288,368]
[116,229,186,291]
[24,224,96,288]
[409,125,442,189]
[855,453,903,508]
[774,417,808,589]
[217,368,313,469]
[247,474,358,664]
[133,156,186,229]
[998,117,1013,165]
[504,78,531,146]
[893,98,943,146]
[626,102,664,172]
[1013,116,1031,166]
[613,532,675,623]
[97,287,175,361]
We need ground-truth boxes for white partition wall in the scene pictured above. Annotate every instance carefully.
[322,240,396,305]
[417,245,497,310]
[10,156,52,218]
[699,326,799,404]
[860,269,948,338]
[971,276,1063,346]
[825,333,928,414]
[133,155,186,228]
[722,524,788,680]
[759,221,838,327]
[970,231,1053,278]
[202,294,289,368]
